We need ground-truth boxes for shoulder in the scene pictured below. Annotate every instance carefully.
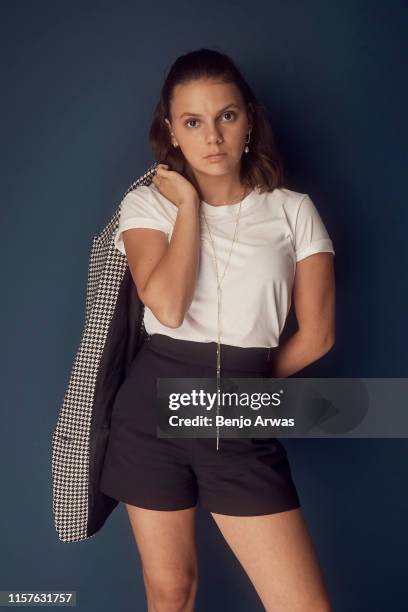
[263,187,307,209]
[256,186,306,206]
[120,183,177,218]
[268,189,335,260]
[121,184,155,208]
[256,186,308,222]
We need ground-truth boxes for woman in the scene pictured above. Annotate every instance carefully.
[100,48,335,612]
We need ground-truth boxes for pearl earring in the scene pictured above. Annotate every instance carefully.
[244,131,251,154]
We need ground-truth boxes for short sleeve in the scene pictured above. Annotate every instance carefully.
[114,186,172,255]
[294,195,335,262]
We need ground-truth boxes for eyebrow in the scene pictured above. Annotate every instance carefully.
[179,103,240,119]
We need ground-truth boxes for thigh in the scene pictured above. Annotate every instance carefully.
[100,344,199,510]
[193,363,301,516]
[210,507,331,612]
[125,504,198,585]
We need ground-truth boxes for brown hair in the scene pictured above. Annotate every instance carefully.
[148,48,286,195]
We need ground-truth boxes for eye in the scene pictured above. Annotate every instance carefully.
[185,118,199,128]
[222,111,236,121]
[184,111,237,128]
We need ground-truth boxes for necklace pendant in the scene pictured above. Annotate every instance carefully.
[201,187,246,453]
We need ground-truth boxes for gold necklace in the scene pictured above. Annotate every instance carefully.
[201,187,247,450]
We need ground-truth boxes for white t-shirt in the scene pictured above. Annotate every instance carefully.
[114,183,335,348]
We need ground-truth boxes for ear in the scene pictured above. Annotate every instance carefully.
[164,117,175,144]
[247,102,254,131]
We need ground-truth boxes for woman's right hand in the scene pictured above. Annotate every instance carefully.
[152,164,200,209]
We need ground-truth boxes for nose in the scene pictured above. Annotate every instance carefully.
[205,122,223,144]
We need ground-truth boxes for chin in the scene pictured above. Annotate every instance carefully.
[196,160,238,176]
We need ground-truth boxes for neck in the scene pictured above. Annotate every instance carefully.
[191,168,249,206]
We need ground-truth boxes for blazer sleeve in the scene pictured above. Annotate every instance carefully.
[294,194,335,262]
[114,186,173,255]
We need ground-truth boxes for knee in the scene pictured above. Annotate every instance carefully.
[144,571,198,612]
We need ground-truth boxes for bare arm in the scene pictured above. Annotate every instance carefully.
[270,252,336,378]
[123,195,201,328]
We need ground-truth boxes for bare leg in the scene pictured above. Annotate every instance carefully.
[211,507,332,612]
[126,504,198,612]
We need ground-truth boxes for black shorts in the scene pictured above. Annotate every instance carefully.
[99,333,301,515]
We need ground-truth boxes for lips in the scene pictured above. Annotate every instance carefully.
[205,153,227,159]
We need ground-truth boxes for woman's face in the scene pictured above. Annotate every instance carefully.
[165,79,252,179]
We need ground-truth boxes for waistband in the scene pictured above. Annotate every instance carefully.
[144,333,276,374]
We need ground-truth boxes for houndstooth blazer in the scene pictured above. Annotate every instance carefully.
[52,161,159,543]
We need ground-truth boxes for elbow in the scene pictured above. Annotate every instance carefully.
[139,283,189,329]
[320,332,335,355]
[159,304,185,328]
[158,300,188,328]
[158,313,184,329]
[143,296,185,329]
[301,328,335,359]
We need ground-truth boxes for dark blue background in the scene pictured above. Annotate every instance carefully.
[2,1,407,610]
